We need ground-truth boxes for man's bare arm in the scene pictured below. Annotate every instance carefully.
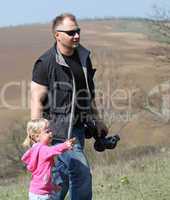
[31,81,48,120]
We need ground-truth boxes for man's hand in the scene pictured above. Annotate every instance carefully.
[95,120,108,137]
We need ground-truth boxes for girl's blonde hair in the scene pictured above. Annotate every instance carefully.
[22,118,49,148]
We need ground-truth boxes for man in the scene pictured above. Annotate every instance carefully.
[31,13,107,200]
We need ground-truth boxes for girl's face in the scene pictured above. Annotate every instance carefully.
[37,123,53,145]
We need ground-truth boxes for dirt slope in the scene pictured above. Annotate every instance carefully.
[0,20,170,147]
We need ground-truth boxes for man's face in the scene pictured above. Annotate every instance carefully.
[55,17,80,50]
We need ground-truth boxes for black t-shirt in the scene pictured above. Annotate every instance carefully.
[32,49,89,126]
[62,50,88,126]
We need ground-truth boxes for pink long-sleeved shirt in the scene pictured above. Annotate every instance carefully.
[21,142,69,195]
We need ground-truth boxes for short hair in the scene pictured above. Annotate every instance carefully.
[52,13,77,35]
[22,118,49,148]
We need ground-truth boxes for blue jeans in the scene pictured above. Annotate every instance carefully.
[51,127,92,200]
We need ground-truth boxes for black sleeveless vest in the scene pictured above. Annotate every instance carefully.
[34,44,96,140]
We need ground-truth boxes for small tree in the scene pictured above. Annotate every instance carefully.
[0,121,27,178]
[151,4,170,40]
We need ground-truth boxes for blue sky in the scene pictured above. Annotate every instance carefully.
[0,0,167,27]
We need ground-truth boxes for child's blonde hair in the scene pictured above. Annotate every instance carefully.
[22,118,49,148]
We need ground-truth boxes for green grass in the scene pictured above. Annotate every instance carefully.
[0,175,28,200]
[0,148,170,200]
[92,153,170,200]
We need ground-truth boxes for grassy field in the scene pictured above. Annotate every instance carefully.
[92,153,170,200]
[0,146,170,200]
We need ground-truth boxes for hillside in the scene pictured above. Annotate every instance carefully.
[0,19,170,147]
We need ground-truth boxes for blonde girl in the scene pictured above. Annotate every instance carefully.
[21,118,75,200]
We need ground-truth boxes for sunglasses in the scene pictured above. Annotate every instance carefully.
[56,28,81,36]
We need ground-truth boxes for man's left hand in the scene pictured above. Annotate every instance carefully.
[95,120,108,137]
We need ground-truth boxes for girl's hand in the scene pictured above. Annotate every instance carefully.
[65,138,76,149]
